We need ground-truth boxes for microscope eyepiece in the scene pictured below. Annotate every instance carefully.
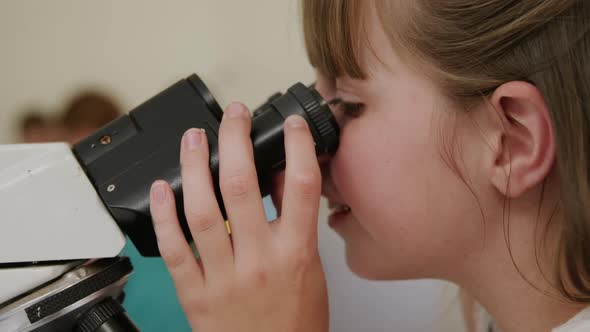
[73,74,340,256]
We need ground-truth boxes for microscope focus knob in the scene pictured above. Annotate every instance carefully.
[77,297,139,332]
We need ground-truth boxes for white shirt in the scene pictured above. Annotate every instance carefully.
[553,306,590,332]
[476,304,590,332]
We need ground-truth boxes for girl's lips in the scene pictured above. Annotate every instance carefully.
[329,203,351,214]
[328,204,352,227]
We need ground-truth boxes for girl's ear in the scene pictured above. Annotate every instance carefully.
[487,81,556,198]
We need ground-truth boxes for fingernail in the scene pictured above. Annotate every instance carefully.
[286,115,307,128]
[184,128,202,150]
[225,102,248,118]
[151,181,167,203]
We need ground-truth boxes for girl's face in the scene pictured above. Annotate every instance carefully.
[316,9,493,281]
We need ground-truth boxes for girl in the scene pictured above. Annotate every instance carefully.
[149,1,590,331]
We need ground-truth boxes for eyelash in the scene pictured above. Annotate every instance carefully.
[328,98,365,118]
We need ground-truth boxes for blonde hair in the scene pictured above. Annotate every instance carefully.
[302,0,590,302]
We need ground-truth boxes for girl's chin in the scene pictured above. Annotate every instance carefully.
[343,248,390,280]
[338,228,413,281]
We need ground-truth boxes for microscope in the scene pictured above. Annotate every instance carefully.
[0,74,339,332]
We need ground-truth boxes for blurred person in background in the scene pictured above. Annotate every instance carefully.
[18,110,62,143]
[61,91,121,144]
[17,90,121,145]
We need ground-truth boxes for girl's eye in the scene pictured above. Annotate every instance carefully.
[328,98,365,118]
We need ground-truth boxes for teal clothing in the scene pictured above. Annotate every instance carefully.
[121,196,277,331]
[121,239,191,332]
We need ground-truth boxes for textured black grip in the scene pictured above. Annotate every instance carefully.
[287,84,339,154]
[24,258,132,323]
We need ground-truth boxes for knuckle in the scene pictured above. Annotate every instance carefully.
[208,282,236,305]
[287,250,316,282]
[242,263,270,289]
[223,173,250,199]
[290,171,320,197]
[290,249,314,269]
[183,295,209,316]
[161,247,190,269]
[186,211,216,234]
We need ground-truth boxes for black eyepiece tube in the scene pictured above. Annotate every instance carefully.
[73,74,339,256]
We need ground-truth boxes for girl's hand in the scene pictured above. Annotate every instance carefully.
[149,102,329,332]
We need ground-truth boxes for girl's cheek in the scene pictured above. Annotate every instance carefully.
[331,123,376,205]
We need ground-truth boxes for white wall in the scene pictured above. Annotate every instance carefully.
[0,1,465,331]
[0,0,312,142]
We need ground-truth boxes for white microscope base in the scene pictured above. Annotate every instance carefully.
[0,143,125,263]
[0,262,81,305]
[0,143,126,304]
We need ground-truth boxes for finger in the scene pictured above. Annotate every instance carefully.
[218,102,270,256]
[150,180,204,291]
[279,115,322,245]
[180,128,234,280]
